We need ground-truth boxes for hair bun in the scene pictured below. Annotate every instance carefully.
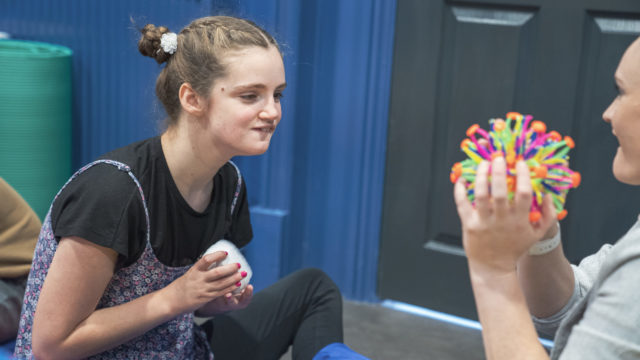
[138,24,172,64]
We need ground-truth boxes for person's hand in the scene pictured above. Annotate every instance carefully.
[198,284,254,315]
[541,219,559,240]
[454,157,556,276]
[165,251,245,314]
[536,157,572,241]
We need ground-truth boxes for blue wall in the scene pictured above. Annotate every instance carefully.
[0,0,396,302]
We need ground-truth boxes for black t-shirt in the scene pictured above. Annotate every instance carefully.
[51,136,253,268]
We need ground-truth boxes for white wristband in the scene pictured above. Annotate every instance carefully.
[528,224,561,256]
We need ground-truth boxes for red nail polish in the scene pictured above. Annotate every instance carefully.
[236,263,241,269]
[236,282,242,287]
[224,251,228,255]
[241,271,247,278]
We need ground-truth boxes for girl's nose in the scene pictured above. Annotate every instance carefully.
[260,99,280,120]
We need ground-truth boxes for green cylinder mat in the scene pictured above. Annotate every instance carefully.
[0,40,73,220]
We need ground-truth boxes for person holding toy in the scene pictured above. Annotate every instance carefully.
[13,15,355,360]
[454,36,640,359]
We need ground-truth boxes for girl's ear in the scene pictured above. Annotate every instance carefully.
[178,83,206,117]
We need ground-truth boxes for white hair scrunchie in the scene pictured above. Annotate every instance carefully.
[160,32,178,55]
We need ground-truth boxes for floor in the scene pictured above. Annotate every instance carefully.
[281,300,486,360]
[0,300,487,360]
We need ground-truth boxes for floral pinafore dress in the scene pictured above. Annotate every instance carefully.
[14,159,241,359]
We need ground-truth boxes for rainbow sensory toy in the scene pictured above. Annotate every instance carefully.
[450,112,581,222]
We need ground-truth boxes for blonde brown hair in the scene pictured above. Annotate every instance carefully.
[138,16,280,125]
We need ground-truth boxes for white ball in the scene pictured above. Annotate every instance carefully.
[203,239,252,294]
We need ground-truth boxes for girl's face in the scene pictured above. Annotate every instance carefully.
[603,38,640,185]
[204,46,286,158]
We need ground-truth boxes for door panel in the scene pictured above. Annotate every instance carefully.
[567,12,640,259]
[379,0,640,320]
[432,3,537,255]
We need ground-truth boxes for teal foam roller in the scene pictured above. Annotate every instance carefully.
[0,39,73,220]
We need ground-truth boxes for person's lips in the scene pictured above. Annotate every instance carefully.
[253,126,275,133]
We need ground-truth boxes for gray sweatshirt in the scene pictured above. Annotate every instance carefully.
[532,218,640,359]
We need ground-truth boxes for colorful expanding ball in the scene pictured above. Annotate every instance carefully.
[450,112,581,222]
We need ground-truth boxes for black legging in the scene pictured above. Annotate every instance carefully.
[205,268,344,360]
[0,276,27,343]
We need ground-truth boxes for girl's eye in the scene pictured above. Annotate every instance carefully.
[274,92,284,102]
[241,94,258,101]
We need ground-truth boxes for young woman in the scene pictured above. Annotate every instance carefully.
[454,37,640,359]
[14,16,346,360]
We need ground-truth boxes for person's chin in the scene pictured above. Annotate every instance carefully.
[242,143,271,156]
[612,153,640,185]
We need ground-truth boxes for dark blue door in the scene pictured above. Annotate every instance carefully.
[379,0,640,320]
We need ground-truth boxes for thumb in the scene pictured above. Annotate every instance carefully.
[237,285,254,305]
[197,250,228,271]
[242,285,254,300]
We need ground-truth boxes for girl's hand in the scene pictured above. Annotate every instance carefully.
[454,157,556,276]
[196,285,254,316]
[223,284,254,311]
[165,251,244,314]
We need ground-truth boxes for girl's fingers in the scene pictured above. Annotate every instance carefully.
[220,284,240,296]
[490,157,508,215]
[197,250,227,271]
[239,285,253,303]
[209,277,242,295]
[204,263,242,289]
[514,160,533,214]
[474,161,491,217]
[225,294,239,306]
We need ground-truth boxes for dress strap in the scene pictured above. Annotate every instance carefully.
[227,160,242,216]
